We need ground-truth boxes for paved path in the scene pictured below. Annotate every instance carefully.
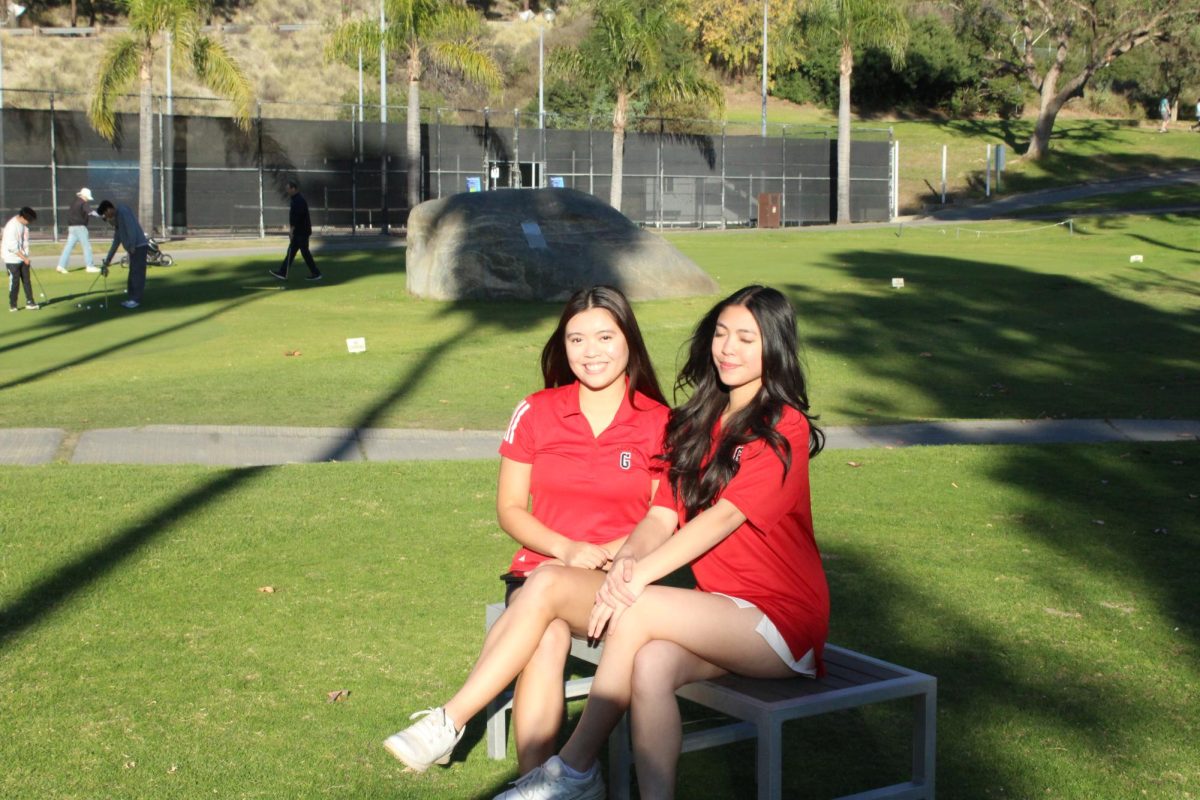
[919,167,1200,221]
[2,419,1196,467]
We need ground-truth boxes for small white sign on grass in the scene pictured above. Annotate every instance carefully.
[346,337,367,354]
[892,277,905,289]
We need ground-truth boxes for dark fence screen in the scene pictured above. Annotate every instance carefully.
[0,104,894,236]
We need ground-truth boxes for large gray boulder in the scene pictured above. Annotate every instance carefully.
[406,188,718,301]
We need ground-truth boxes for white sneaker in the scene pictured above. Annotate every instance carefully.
[382,707,463,772]
[56,265,69,274]
[85,266,102,273]
[493,756,605,800]
[121,300,140,309]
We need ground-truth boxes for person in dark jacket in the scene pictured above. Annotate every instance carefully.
[57,187,101,274]
[269,180,322,282]
[98,199,150,309]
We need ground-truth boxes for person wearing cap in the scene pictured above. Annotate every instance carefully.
[56,187,101,274]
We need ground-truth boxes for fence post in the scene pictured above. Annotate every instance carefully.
[513,108,520,188]
[257,102,265,239]
[941,144,947,205]
[780,124,787,227]
[157,97,167,237]
[351,108,358,234]
[49,93,60,242]
[985,143,992,198]
[587,115,594,196]
[483,107,490,189]
[891,137,899,222]
[657,116,663,229]
[720,120,726,230]
[435,107,442,198]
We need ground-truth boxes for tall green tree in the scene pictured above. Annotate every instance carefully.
[552,0,723,212]
[803,0,907,224]
[327,0,501,216]
[959,0,1200,159]
[89,0,254,231]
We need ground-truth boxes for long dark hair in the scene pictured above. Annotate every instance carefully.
[664,285,823,518]
[540,285,666,407]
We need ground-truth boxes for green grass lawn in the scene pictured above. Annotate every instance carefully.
[2,214,1196,433]
[1012,185,1200,217]
[1,443,1196,798]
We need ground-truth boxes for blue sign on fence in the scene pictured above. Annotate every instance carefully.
[549,176,565,188]
[466,176,482,193]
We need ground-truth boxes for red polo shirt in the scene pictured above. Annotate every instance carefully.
[500,382,669,574]
[652,406,828,674]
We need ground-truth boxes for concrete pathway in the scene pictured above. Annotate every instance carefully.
[2,419,1196,467]
[919,167,1200,221]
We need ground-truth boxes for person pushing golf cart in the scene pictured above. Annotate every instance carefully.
[98,200,149,309]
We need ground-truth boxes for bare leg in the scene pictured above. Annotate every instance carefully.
[442,566,604,728]
[513,617,571,773]
[631,641,726,800]
[557,587,794,772]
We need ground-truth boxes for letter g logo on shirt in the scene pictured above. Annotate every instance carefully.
[619,451,632,470]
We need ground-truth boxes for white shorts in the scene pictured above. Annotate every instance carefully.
[713,593,818,677]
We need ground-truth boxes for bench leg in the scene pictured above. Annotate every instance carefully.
[756,719,783,800]
[607,712,633,800]
[911,684,937,798]
[486,693,514,760]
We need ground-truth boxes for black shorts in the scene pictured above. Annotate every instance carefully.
[500,571,527,606]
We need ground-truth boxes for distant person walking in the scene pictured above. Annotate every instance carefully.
[269,180,322,282]
[98,199,150,310]
[5,206,39,312]
[56,187,101,274]
[1158,96,1170,132]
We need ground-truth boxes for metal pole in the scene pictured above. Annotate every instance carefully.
[379,0,388,233]
[351,110,357,234]
[587,114,594,196]
[165,31,173,117]
[761,0,768,137]
[720,120,726,230]
[985,143,991,197]
[657,117,663,229]
[257,103,265,238]
[435,107,442,197]
[891,137,899,221]
[940,144,946,204]
[50,93,59,242]
[780,124,786,227]
[513,108,519,187]
[358,48,364,126]
[158,98,166,236]
[538,25,545,131]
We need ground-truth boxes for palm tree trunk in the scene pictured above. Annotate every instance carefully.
[406,69,421,213]
[609,89,628,212]
[836,40,852,225]
[139,48,155,231]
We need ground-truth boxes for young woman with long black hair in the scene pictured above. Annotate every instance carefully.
[494,285,826,800]
[384,286,669,777]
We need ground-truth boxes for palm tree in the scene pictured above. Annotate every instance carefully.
[806,0,907,224]
[89,0,255,231]
[327,0,502,218]
[552,0,723,212]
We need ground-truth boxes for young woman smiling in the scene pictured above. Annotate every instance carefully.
[383,286,669,776]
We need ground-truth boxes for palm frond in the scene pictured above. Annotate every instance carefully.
[190,35,256,129]
[326,18,386,65]
[88,34,143,141]
[425,40,503,92]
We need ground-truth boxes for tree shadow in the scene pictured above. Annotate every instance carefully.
[777,247,1199,423]
[0,218,667,650]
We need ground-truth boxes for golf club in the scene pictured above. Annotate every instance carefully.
[30,264,49,303]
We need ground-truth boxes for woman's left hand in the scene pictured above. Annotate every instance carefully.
[588,559,644,639]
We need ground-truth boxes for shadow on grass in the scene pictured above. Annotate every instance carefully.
[781,243,1200,423]
[0,247,401,387]
[0,228,669,649]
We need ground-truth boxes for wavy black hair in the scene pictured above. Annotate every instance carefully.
[540,285,666,407]
[664,285,823,518]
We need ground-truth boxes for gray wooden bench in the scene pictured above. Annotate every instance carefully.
[484,603,936,799]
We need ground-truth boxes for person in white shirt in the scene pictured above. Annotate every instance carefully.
[4,207,39,311]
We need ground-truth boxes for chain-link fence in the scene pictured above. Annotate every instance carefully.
[0,89,895,237]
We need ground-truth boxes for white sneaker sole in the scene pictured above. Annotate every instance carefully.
[383,734,449,772]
